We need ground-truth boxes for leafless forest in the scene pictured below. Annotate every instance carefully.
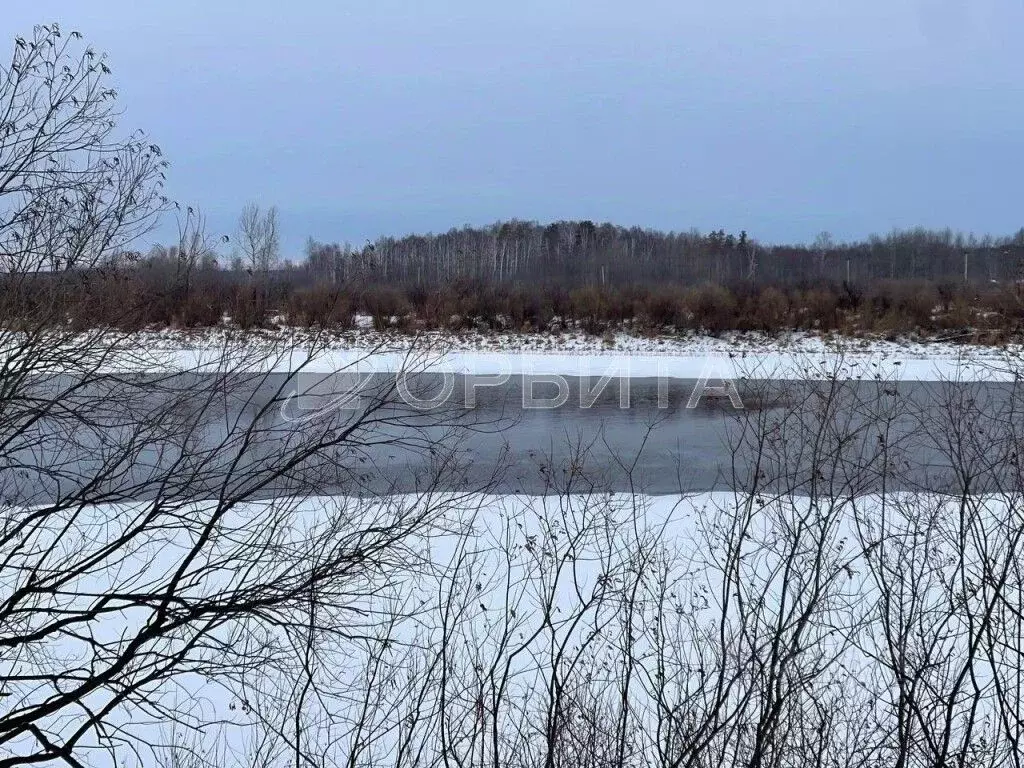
[15,220,1024,339]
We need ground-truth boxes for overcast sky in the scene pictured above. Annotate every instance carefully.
[6,1,1023,255]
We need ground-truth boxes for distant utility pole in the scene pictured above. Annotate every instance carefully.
[964,252,969,283]
[846,259,850,283]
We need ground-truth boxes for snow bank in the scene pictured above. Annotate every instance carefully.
[81,327,1024,381]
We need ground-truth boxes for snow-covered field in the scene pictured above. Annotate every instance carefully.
[11,489,1024,766]
[101,327,1024,381]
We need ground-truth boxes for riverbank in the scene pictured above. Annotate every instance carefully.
[105,326,1022,381]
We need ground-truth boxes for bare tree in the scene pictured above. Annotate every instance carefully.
[0,25,484,768]
[237,202,280,274]
[175,206,224,285]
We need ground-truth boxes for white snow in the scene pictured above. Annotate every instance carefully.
[97,327,1024,381]
[10,489,1023,766]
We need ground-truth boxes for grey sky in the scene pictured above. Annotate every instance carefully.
[6,1,1023,256]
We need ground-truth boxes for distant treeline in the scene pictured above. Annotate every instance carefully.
[9,222,1024,339]
[303,222,1024,287]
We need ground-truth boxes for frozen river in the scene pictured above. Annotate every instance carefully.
[6,370,1024,503]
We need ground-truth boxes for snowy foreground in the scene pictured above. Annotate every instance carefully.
[99,327,1024,381]
[11,489,1024,766]
[11,327,1024,765]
